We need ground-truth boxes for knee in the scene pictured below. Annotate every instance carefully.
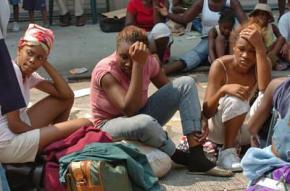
[174,76,197,92]
[223,96,249,111]
[221,96,250,122]
[136,114,161,135]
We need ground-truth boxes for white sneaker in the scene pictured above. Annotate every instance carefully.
[217,148,242,172]
[12,22,20,32]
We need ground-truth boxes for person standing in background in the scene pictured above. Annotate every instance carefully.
[56,0,86,26]
[9,0,20,32]
[23,0,48,27]
[259,0,289,19]
[1,0,10,37]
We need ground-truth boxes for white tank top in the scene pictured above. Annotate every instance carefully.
[201,0,230,35]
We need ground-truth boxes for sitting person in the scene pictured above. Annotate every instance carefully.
[208,8,235,63]
[125,0,172,64]
[171,0,202,33]
[157,0,247,74]
[90,25,233,176]
[0,24,92,163]
[241,76,290,186]
[247,76,288,146]
[202,25,271,171]
[248,3,286,70]
[278,2,290,63]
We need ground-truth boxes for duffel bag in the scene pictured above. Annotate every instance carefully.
[66,160,132,191]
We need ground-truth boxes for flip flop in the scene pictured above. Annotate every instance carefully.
[187,166,234,177]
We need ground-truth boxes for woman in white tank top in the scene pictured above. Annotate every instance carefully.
[157,0,247,74]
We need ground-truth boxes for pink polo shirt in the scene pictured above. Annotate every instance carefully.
[90,52,160,127]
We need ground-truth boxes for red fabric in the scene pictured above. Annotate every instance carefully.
[127,0,164,31]
[43,126,112,191]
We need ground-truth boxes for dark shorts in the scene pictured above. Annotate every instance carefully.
[9,0,20,5]
[23,0,46,11]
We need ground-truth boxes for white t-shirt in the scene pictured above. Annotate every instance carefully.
[278,12,290,41]
[201,0,230,35]
[0,62,44,143]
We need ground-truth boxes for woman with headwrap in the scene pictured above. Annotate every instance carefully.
[0,24,92,164]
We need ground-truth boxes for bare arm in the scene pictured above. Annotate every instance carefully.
[215,34,226,58]
[269,24,286,56]
[230,0,247,24]
[35,61,74,99]
[151,68,170,88]
[241,26,271,91]
[101,42,148,116]
[157,0,203,25]
[153,0,169,24]
[151,54,170,88]
[208,28,217,63]
[7,110,32,134]
[248,78,286,135]
[203,60,226,118]
[255,44,272,92]
[125,11,136,26]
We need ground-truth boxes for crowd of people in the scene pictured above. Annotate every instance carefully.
[8,0,86,32]
[1,0,290,190]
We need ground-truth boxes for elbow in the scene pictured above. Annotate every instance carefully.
[7,121,22,134]
[66,90,75,100]
[181,17,191,25]
[121,104,138,117]
[279,37,286,44]
[61,88,75,100]
[122,108,137,117]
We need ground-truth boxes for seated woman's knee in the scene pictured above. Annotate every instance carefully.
[175,76,196,90]
[136,114,161,134]
[221,96,250,118]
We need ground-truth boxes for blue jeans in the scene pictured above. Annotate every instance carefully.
[191,17,202,33]
[180,38,209,71]
[100,77,202,156]
[0,164,10,191]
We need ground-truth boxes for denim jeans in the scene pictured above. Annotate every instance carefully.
[100,76,202,156]
[191,17,202,34]
[0,164,10,191]
[180,38,209,71]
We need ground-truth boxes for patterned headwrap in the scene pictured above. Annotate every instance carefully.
[18,24,54,54]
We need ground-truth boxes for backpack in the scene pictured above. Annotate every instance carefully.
[99,17,125,33]
[65,160,132,191]
[247,165,290,191]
